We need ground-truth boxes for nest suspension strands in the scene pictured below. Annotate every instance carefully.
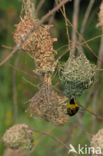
[13,0,57,73]
[28,74,69,125]
[21,0,35,18]
[60,45,96,99]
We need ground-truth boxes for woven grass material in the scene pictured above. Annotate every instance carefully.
[91,129,103,156]
[4,148,29,156]
[28,74,68,125]
[14,16,56,73]
[3,124,33,151]
[61,52,96,98]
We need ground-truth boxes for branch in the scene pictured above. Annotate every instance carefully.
[36,0,45,16]
[0,45,20,66]
[97,30,103,67]
[80,0,95,35]
[40,0,70,23]
[71,0,80,57]
[12,55,19,122]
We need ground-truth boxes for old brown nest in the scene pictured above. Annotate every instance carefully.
[28,79,68,125]
[14,16,57,73]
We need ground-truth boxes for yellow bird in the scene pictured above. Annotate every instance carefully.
[66,98,79,116]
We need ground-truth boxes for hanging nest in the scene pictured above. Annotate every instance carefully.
[13,0,57,73]
[28,74,68,125]
[91,129,103,156]
[4,148,29,156]
[3,124,34,151]
[13,16,57,73]
[60,50,96,98]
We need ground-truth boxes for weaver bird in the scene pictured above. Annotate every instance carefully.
[66,98,79,116]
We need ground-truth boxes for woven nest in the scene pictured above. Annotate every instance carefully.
[28,81,68,125]
[13,16,56,73]
[91,129,103,156]
[3,124,33,151]
[4,148,29,156]
[60,53,96,98]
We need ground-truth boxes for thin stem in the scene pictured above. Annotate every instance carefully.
[98,29,103,67]
[36,0,45,16]
[12,55,19,122]
[40,0,70,23]
[0,45,20,66]
[33,129,69,153]
[57,0,70,47]
[91,88,99,132]
[60,15,98,59]
[80,0,95,35]
[71,0,80,57]
[79,102,103,121]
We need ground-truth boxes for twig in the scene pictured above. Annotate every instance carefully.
[48,2,56,25]
[97,29,103,67]
[36,0,45,16]
[61,16,98,59]
[0,0,70,67]
[40,0,70,23]
[0,45,20,66]
[80,0,95,35]
[57,0,70,47]
[79,86,95,117]
[62,5,70,47]
[94,29,103,84]
[81,34,103,46]
[91,88,99,132]
[57,3,103,63]
[23,77,39,89]
[8,63,38,79]
[79,102,103,121]
[33,129,69,152]
[32,128,78,156]
[1,45,13,49]
[76,115,92,141]
[12,55,19,122]
[71,0,80,57]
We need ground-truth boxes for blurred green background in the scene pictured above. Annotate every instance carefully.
[0,0,103,156]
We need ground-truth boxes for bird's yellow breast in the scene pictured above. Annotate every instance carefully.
[66,98,79,116]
